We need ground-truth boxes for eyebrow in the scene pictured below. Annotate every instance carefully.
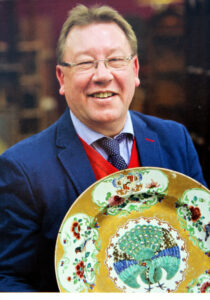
[72,48,126,59]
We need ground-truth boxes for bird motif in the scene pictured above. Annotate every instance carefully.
[204,223,210,241]
[75,238,91,253]
[112,224,181,290]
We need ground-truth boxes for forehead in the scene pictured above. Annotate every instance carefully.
[64,22,131,57]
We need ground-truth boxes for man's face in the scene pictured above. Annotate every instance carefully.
[56,22,140,136]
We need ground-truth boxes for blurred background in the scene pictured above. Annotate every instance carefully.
[0,0,209,185]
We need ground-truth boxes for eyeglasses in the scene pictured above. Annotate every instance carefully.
[59,55,134,73]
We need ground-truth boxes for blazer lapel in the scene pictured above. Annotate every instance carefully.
[56,110,96,195]
[55,109,164,195]
[131,111,163,167]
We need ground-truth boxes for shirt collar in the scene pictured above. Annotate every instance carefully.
[70,110,134,145]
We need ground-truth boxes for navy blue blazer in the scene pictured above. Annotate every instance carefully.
[0,109,206,291]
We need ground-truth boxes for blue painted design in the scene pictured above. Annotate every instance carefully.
[204,223,210,241]
[113,259,137,275]
[112,178,117,188]
[152,246,180,260]
[138,173,143,181]
[111,224,183,289]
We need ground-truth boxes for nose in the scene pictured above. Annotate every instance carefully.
[92,60,113,83]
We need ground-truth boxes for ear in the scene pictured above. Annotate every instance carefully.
[133,56,140,87]
[56,65,65,95]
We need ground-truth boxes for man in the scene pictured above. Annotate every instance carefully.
[0,5,207,292]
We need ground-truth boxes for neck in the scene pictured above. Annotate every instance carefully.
[85,119,126,137]
[70,109,131,140]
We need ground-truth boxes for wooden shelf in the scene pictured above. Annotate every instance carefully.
[145,7,186,121]
[20,108,43,118]
[0,63,22,73]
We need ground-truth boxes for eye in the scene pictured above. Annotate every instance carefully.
[109,57,123,61]
[108,57,126,68]
[108,57,124,63]
[76,61,94,69]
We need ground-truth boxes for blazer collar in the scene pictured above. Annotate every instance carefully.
[130,111,163,167]
[56,109,96,195]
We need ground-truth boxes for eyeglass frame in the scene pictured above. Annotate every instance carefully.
[59,54,135,72]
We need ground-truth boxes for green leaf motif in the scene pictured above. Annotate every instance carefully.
[105,192,112,200]
[129,204,138,211]
[189,235,199,247]
[191,196,198,205]
[85,252,90,258]
[95,240,102,251]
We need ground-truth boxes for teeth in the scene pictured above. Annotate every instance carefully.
[92,92,114,98]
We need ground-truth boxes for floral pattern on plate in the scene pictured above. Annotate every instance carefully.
[176,188,210,254]
[92,169,169,216]
[105,217,188,292]
[187,270,210,293]
[57,213,101,292]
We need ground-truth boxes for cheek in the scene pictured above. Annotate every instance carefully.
[64,77,82,97]
[65,77,91,109]
[124,72,138,94]
[69,75,90,95]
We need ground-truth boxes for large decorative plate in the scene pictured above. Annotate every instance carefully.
[55,167,210,293]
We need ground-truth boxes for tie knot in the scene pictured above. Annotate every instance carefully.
[98,137,120,156]
[98,133,129,156]
[115,132,129,142]
[96,133,130,170]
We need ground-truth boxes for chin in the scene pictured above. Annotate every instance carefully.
[94,115,120,124]
[96,109,123,120]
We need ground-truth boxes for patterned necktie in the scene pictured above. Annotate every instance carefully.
[97,133,128,170]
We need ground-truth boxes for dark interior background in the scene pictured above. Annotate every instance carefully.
[0,0,209,185]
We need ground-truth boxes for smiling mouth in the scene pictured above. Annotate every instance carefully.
[89,92,117,99]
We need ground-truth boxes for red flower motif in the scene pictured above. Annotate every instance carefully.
[200,281,210,293]
[75,261,85,278]
[146,179,160,189]
[71,222,81,239]
[108,195,125,206]
[189,206,201,222]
